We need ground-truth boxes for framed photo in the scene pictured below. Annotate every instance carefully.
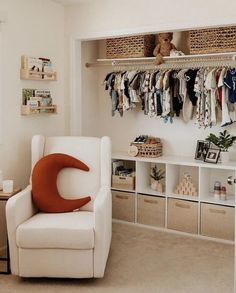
[204,148,220,164]
[195,140,210,161]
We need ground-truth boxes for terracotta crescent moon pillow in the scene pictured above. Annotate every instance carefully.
[32,153,91,213]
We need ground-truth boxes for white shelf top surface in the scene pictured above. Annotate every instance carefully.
[112,152,236,170]
[200,193,235,207]
[97,52,236,63]
[137,186,165,197]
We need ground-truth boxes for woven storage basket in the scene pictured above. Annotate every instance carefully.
[106,35,155,59]
[131,142,162,158]
[189,26,236,54]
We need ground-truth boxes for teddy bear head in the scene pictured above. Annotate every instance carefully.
[157,32,173,45]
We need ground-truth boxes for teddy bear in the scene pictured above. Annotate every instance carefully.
[153,32,177,65]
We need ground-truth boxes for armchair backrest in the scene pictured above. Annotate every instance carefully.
[31,135,111,211]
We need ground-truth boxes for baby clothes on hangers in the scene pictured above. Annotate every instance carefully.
[224,68,236,103]
[219,67,232,127]
[162,70,171,117]
[178,69,193,123]
[154,71,163,116]
[103,65,236,128]
[114,72,124,117]
[185,69,198,106]
[205,68,218,126]
[203,68,211,128]
[120,72,130,111]
[194,68,205,128]
[215,68,222,109]
[224,68,236,123]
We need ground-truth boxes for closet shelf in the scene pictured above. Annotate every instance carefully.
[85,52,236,69]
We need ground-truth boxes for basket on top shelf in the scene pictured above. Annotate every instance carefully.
[129,135,162,158]
[106,34,156,59]
[189,26,236,54]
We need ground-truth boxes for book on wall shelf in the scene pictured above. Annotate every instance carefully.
[20,55,57,81]
[21,88,57,115]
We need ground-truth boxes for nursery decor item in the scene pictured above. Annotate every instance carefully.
[195,140,210,161]
[220,186,227,201]
[204,148,221,164]
[130,135,162,158]
[128,145,139,157]
[206,130,236,162]
[150,165,165,193]
[174,173,198,196]
[213,181,221,199]
[153,32,177,65]
[32,153,91,213]
[106,35,155,59]
[189,26,236,54]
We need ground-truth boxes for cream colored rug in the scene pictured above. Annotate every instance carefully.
[0,222,234,293]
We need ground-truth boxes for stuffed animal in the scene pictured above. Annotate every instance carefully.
[153,32,177,65]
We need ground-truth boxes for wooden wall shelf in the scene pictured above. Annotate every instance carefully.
[21,105,57,115]
[20,68,57,81]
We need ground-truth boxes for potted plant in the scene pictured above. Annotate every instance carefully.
[206,130,236,162]
[150,165,165,193]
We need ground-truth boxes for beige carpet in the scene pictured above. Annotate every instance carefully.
[0,222,234,293]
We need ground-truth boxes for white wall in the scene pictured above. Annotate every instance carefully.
[65,0,236,157]
[0,0,66,188]
[65,0,236,39]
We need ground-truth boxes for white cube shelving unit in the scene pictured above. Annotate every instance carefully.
[111,152,236,244]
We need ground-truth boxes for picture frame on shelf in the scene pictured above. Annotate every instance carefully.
[204,148,220,164]
[194,140,211,161]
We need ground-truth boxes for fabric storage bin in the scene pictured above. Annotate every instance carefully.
[167,198,198,234]
[112,190,135,222]
[200,203,234,241]
[112,175,135,191]
[106,35,155,59]
[137,194,165,227]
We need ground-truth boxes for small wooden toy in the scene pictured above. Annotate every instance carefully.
[174,173,198,196]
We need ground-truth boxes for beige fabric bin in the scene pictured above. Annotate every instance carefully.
[201,203,234,241]
[167,198,198,234]
[137,194,165,227]
[112,175,135,191]
[112,190,135,222]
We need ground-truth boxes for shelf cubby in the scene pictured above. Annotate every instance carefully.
[199,167,236,206]
[111,159,136,191]
[136,161,166,196]
[166,164,199,199]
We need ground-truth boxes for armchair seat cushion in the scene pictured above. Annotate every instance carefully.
[16,211,94,250]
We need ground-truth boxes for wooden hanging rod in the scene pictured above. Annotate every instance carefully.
[85,52,236,68]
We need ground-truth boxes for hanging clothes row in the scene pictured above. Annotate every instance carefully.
[103,67,236,128]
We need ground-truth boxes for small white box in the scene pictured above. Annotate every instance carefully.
[3,180,13,193]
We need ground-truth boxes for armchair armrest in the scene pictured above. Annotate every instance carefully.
[6,185,37,275]
[93,186,112,277]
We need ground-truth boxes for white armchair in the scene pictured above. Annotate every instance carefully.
[6,135,112,278]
